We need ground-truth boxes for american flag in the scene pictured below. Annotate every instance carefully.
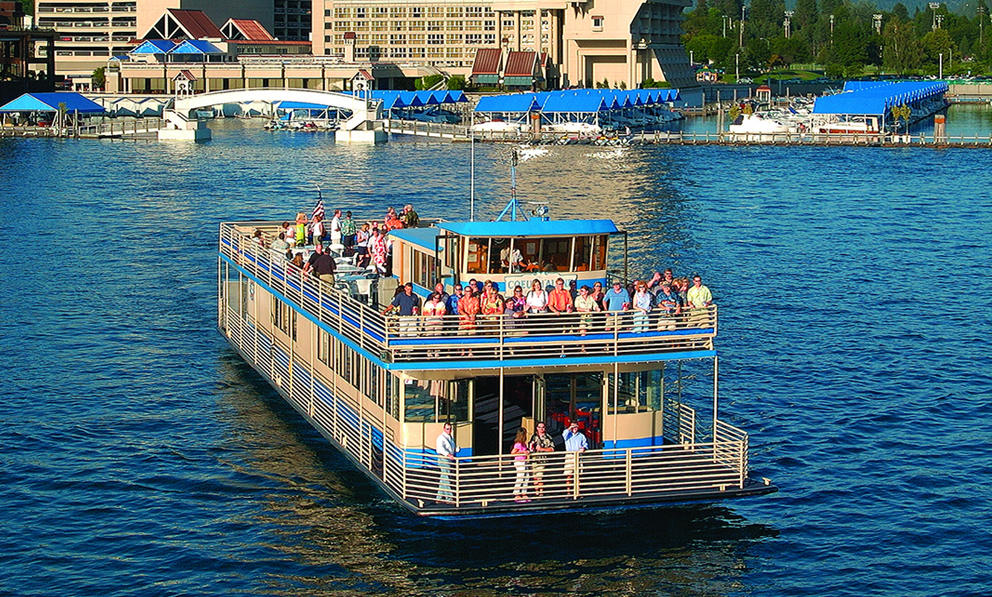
[311,197,325,221]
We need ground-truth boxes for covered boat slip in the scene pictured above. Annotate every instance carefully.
[219,222,771,515]
[812,80,949,132]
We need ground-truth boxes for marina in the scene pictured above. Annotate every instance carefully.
[2,125,990,595]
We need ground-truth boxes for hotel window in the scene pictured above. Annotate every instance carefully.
[410,7,423,18]
[410,46,425,57]
[390,7,406,17]
[427,20,442,30]
[409,21,424,31]
[502,19,514,27]
[427,6,443,16]
[427,33,443,45]
[391,47,407,57]
[592,16,604,30]
[484,20,495,30]
[446,21,463,31]
[355,7,366,18]
[484,33,496,43]
[354,22,368,31]
[521,10,534,17]
[373,6,388,16]
[334,21,350,30]
[390,34,406,44]
[447,33,463,43]
[393,21,406,30]
[466,20,482,30]
[446,7,462,17]
[446,46,462,57]
[371,20,387,31]
[466,6,482,16]
[409,33,425,43]
[466,33,481,44]
[334,7,349,17]
[372,33,387,42]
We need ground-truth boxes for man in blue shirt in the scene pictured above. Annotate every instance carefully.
[562,422,588,492]
[603,281,630,331]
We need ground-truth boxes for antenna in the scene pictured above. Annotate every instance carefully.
[495,148,523,221]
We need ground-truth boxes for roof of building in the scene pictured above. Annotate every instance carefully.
[0,92,105,113]
[168,9,223,39]
[224,19,274,41]
[812,81,949,115]
[170,39,224,54]
[504,51,538,77]
[471,48,502,75]
[436,219,619,237]
[131,39,176,54]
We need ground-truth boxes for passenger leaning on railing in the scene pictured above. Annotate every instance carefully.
[383,282,421,337]
[655,282,680,331]
[548,278,574,317]
[686,275,713,327]
[603,281,630,332]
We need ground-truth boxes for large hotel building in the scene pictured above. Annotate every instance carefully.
[37,0,693,90]
[310,0,694,88]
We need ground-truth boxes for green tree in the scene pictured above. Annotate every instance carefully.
[882,18,920,73]
[91,67,106,90]
[447,75,466,90]
[921,28,954,66]
[794,0,819,32]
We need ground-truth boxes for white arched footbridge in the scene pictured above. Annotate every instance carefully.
[161,88,387,142]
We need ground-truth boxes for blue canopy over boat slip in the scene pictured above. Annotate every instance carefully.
[812,81,949,115]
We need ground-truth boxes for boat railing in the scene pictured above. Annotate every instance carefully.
[221,223,389,357]
[390,428,749,509]
[221,222,717,364]
[383,307,717,362]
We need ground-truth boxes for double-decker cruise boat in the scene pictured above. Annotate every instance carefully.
[218,208,776,518]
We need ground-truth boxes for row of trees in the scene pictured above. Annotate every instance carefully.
[682,0,992,77]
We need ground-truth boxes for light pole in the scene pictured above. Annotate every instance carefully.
[939,52,943,79]
[873,13,882,35]
[929,3,940,30]
[739,6,746,48]
[722,15,730,38]
[784,11,793,38]
[735,52,740,82]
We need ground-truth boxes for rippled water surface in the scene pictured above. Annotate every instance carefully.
[2,120,991,596]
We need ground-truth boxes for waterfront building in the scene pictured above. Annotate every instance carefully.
[310,0,696,89]
[104,9,419,93]
[33,0,275,88]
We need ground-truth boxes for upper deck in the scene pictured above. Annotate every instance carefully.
[220,220,717,372]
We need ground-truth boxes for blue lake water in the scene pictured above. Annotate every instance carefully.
[1,117,991,596]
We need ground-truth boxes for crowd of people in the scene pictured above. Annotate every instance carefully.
[384,268,714,337]
[251,203,422,280]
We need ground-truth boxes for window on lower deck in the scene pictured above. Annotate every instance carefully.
[403,379,470,422]
[608,369,664,414]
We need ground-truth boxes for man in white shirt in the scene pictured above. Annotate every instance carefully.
[435,422,457,503]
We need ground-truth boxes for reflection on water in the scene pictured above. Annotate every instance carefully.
[216,353,777,596]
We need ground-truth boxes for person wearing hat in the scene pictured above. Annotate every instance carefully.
[562,421,588,493]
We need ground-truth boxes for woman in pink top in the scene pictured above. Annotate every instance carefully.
[510,427,531,502]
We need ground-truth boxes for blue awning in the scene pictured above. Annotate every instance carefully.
[0,92,105,113]
[542,92,607,113]
[436,219,619,237]
[275,101,335,110]
[131,39,176,55]
[474,94,541,113]
[169,40,224,54]
[812,81,949,115]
